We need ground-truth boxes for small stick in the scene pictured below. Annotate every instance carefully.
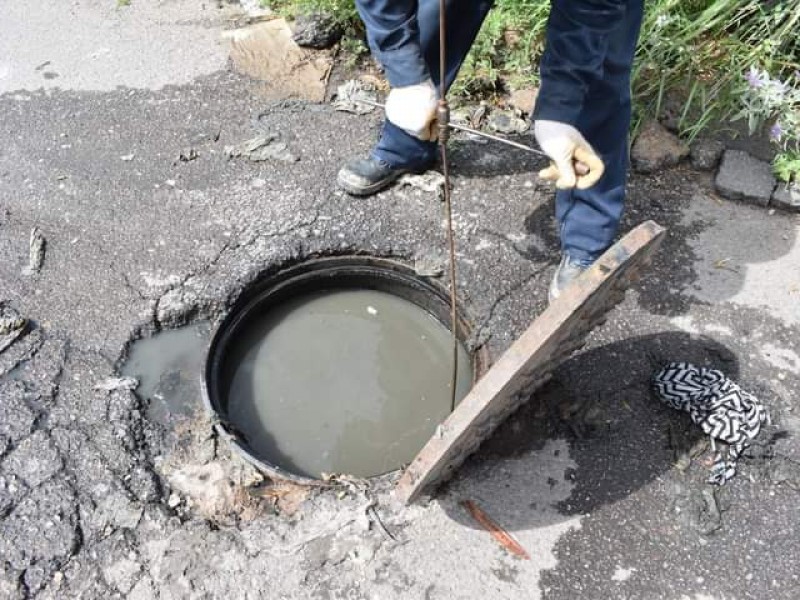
[462,500,530,560]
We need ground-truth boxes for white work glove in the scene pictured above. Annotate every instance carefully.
[534,120,605,189]
[385,78,438,142]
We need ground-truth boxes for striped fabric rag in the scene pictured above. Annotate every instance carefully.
[652,362,767,484]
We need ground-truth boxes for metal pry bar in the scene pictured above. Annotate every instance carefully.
[353,97,590,175]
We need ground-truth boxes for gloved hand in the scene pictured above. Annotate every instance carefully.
[385,79,438,142]
[534,120,605,189]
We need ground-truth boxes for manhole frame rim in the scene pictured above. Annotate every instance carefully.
[201,254,490,486]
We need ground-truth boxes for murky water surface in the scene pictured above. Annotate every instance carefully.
[121,322,211,425]
[224,289,472,478]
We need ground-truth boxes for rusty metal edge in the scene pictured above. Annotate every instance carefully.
[394,220,667,504]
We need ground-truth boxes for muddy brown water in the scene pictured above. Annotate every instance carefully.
[222,289,473,479]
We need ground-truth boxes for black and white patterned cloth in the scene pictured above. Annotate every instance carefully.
[652,362,767,484]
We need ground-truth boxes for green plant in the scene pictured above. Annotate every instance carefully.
[633,0,800,140]
[773,152,800,183]
[735,67,800,182]
[263,0,800,146]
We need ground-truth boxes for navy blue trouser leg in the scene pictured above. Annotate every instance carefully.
[367,0,492,170]
[555,0,644,264]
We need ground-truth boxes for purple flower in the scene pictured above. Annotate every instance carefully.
[746,66,765,88]
[770,122,783,142]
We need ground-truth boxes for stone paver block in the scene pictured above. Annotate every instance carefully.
[715,150,776,207]
[395,220,667,504]
[772,183,800,212]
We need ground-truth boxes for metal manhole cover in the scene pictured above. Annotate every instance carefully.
[395,220,666,503]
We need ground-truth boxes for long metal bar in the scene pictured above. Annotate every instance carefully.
[355,97,590,175]
[436,0,459,413]
[354,97,547,158]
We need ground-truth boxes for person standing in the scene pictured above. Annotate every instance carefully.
[337,0,644,301]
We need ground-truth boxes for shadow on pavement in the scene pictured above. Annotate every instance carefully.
[438,331,738,531]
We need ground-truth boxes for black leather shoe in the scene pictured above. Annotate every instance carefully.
[337,157,408,196]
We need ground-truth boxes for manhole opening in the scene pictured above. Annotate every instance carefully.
[202,256,488,485]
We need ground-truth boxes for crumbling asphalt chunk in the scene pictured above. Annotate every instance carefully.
[21,226,46,276]
[332,80,378,115]
[94,376,139,393]
[0,327,43,378]
[10,338,68,411]
[2,431,62,488]
[0,478,78,583]
[225,133,299,163]
[0,380,37,444]
[0,303,27,355]
[96,530,142,595]
[0,473,29,518]
[0,562,24,600]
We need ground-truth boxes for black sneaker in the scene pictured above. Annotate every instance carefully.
[548,254,591,304]
[337,156,408,196]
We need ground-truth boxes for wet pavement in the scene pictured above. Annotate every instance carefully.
[1,1,800,598]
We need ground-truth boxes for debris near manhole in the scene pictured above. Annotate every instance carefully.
[672,483,723,536]
[159,415,268,525]
[167,461,264,523]
[398,171,445,194]
[451,104,488,130]
[414,253,445,278]
[225,133,299,163]
[653,362,767,485]
[486,109,529,135]
[292,12,343,49]
[94,376,139,393]
[462,500,530,559]
[332,79,378,115]
[248,480,311,516]
[0,304,27,354]
[224,18,332,102]
[21,227,45,276]
[178,148,199,162]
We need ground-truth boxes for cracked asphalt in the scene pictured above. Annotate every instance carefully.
[2,1,800,599]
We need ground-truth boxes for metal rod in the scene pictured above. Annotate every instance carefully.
[353,97,590,175]
[353,97,547,158]
[437,0,459,414]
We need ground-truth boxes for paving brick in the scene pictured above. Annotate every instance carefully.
[715,150,775,207]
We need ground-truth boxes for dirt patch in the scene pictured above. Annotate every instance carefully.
[223,18,332,102]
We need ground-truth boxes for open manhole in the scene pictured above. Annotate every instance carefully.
[202,256,490,485]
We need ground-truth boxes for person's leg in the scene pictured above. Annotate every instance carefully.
[555,0,645,265]
[339,0,491,193]
[372,0,493,170]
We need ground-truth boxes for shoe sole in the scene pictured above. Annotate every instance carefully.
[337,168,408,197]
